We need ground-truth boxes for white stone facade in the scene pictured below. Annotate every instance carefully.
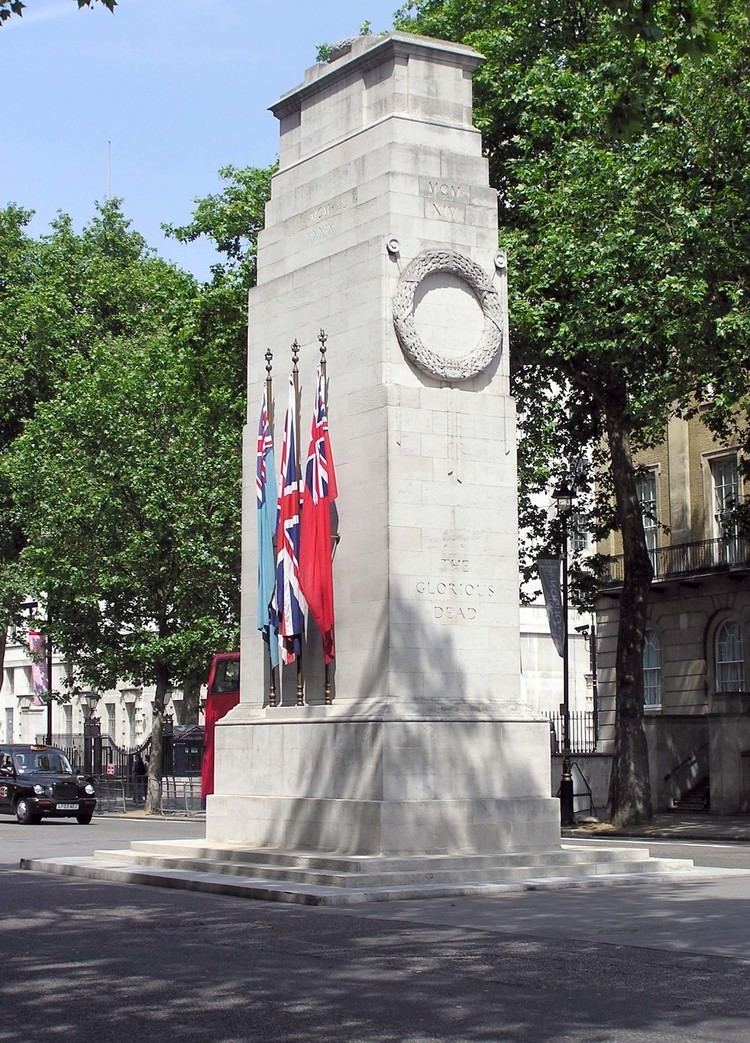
[209,32,562,856]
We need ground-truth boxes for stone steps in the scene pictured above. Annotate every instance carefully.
[20,842,699,905]
[126,839,651,872]
[92,845,692,889]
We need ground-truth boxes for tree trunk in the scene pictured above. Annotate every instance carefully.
[178,667,202,725]
[145,664,169,815]
[605,391,654,826]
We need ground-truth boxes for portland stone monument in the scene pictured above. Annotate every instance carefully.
[207,30,563,859]
[24,32,694,897]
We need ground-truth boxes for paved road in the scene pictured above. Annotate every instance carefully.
[3,823,750,1043]
[0,813,205,867]
[567,834,750,871]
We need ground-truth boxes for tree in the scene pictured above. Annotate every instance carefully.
[0,0,116,26]
[164,163,274,290]
[396,0,750,823]
[162,163,276,725]
[0,197,247,809]
[0,199,194,617]
[6,332,242,811]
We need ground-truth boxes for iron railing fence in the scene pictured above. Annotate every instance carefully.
[601,535,750,586]
[36,732,150,778]
[546,710,598,755]
[36,731,203,815]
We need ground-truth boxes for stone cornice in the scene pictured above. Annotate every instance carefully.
[270,31,484,120]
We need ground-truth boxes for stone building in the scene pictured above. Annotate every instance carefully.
[597,413,749,813]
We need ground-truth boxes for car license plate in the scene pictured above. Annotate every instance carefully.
[56,803,78,811]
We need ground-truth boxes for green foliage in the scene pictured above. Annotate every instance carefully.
[0,200,192,612]
[0,0,116,25]
[398,0,748,823]
[165,163,274,286]
[5,332,241,693]
[0,196,247,703]
[316,42,333,62]
[397,0,749,596]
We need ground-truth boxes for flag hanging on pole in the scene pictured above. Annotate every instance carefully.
[275,376,306,664]
[256,387,279,668]
[300,368,338,664]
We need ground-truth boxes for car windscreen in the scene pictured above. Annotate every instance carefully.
[13,750,72,774]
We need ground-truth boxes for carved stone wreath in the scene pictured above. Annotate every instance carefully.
[392,249,503,381]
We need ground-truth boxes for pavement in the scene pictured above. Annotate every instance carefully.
[5,814,750,1041]
[100,806,750,843]
[563,811,750,843]
[5,830,750,1042]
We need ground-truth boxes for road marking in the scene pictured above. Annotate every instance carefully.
[565,838,743,851]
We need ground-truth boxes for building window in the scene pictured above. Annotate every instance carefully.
[636,470,659,571]
[715,620,745,693]
[710,455,741,564]
[106,703,117,738]
[643,630,661,708]
[570,512,589,554]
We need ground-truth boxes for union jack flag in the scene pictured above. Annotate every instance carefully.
[300,369,338,663]
[275,376,306,664]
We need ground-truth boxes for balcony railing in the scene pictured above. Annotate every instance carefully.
[601,535,750,586]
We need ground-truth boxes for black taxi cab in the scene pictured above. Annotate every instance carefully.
[0,744,97,825]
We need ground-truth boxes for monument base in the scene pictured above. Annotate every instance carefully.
[208,714,561,856]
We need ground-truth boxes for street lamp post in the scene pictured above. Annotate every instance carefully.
[553,480,575,827]
[81,691,100,776]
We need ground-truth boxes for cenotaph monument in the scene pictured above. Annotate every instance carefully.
[207,30,562,857]
[24,32,692,897]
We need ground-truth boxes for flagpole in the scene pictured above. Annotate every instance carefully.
[292,339,305,707]
[265,347,279,708]
[318,328,334,705]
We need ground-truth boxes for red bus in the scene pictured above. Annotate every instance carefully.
[201,652,240,800]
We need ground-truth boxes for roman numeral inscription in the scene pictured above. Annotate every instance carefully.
[419,179,467,223]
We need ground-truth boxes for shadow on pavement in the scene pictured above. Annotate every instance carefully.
[1,870,749,1043]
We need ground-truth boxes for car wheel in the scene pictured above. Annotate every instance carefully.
[76,812,93,825]
[16,798,40,825]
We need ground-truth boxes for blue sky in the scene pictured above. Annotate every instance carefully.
[1,0,401,279]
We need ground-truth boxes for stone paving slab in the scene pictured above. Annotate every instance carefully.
[564,813,750,843]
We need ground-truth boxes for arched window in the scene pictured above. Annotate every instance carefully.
[643,630,661,708]
[715,620,745,693]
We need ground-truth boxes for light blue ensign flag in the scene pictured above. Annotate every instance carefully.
[256,388,279,667]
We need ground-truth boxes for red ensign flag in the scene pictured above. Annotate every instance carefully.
[299,369,338,663]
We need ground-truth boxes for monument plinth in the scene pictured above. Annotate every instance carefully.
[208,31,562,857]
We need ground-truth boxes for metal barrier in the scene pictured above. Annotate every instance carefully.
[546,711,598,754]
[91,774,201,816]
[92,778,128,815]
[156,776,203,817]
